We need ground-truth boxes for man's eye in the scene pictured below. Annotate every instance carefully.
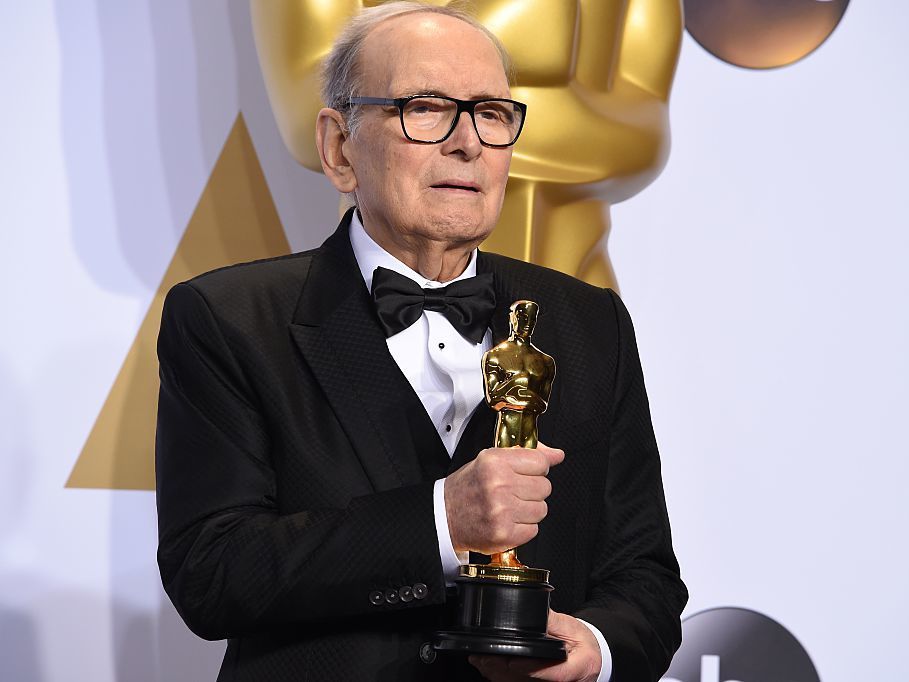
[406,99,445,115]
[477,107,513,124]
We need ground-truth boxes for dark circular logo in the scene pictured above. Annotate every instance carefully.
[685,0,850,69]
[662,607,820,682]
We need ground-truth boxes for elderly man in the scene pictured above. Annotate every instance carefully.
[155,3,686,681]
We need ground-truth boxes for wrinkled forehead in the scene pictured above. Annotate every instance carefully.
[359,12,510,99]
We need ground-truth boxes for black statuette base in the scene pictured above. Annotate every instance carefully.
[432,571,567,661]
[433,629,567,660]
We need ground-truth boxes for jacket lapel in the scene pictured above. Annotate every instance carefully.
[289,211,448,491]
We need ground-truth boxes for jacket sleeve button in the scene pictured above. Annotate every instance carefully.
[399,585,414,602]
[369,590,384,606]
[412,583,428,600]
[419,642,437,664]
[384,588,400,605]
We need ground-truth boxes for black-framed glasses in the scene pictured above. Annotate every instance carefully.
[347,94,527,148]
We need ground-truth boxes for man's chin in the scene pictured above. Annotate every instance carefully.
[427,219,494,246]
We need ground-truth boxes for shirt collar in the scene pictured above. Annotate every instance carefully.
[349,209,478,292]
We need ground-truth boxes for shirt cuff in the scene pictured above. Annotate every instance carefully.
[433,478,468,585]
[576,618,613,682]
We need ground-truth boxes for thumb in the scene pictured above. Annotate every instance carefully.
[545,609,576,639]
[538,443,565,467]
[545,609,592,646]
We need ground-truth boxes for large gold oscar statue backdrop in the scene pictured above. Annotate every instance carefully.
[69,1,681,490]
[251,0,682,286]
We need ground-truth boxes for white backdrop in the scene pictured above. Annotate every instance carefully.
[1,1,907,680]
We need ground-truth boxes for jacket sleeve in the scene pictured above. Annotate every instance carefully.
[155,282,446,641]
[572,289,688,682]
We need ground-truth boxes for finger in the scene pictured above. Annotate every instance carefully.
[513,475,553,502]
[509,521,541,548]
[511,499,547,524]
[469,654,515,681]
[473,655,566,682]
[500,657,565,679]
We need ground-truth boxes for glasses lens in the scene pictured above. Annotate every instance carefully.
[400,97,524,146]
[401,97,457,142]
[474,100,523,146]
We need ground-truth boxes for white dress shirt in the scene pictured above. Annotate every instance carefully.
[348,212,612,682]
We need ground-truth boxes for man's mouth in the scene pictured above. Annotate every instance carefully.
[431,181,481,193]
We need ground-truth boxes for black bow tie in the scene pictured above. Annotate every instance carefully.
[370,266,496,344]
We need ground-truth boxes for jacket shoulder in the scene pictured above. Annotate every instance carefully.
[189,248,318,290]
[481,251,628,351]
[482,251,612,304]
[166,248,322,323]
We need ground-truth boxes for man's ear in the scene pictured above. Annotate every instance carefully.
[316,108,358,193]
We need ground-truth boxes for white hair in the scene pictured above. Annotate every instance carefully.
[320,1,514,137]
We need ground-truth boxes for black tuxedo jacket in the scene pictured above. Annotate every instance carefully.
[156,210,687,681]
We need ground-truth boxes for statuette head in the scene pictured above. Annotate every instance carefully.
[509,300,538,339]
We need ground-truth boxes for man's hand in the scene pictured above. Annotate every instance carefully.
[444,444,564,554]
[469,610,602,682]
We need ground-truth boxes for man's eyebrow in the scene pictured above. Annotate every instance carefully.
[397,88,506,100]
[399,87,447,97]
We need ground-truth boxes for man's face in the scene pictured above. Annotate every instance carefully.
[344,13,513,252]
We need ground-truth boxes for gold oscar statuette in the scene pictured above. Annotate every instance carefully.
[433,300,565,660]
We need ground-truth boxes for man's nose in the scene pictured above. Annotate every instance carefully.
[442,110,483,158]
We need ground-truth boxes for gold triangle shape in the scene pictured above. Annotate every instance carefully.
[67,113,290,490]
